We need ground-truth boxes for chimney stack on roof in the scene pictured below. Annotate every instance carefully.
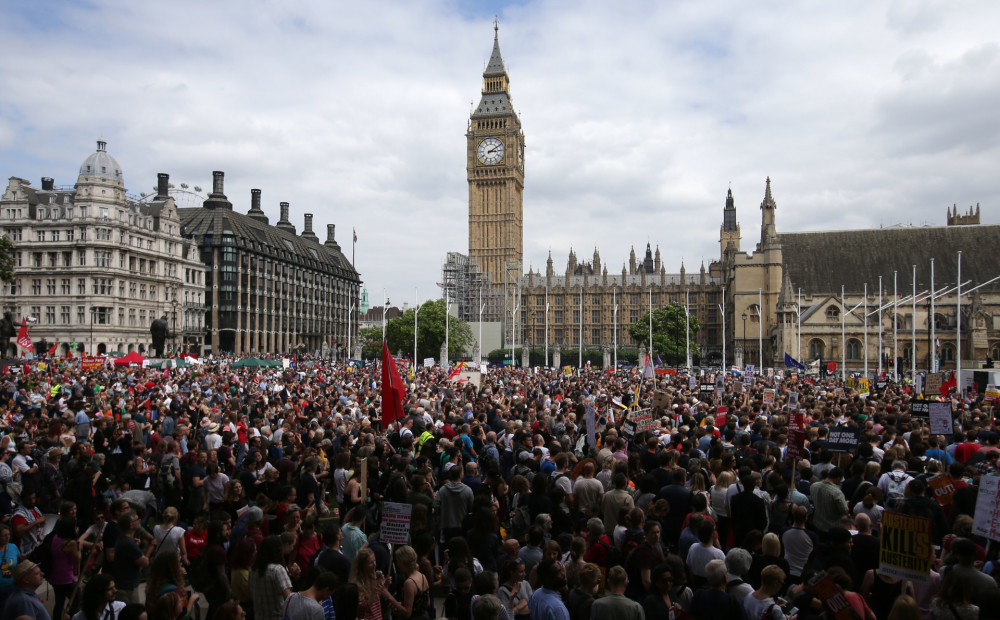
[41,177,54,191]
[247,188,269,224]
[276,201,296,233]
[302,213,319,242]
[325,224,341,250]
[202,171,233,210]
[156,173,169,200]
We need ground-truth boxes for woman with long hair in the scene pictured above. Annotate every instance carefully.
[145,550,196,617]
[71,573,125,620]
[151,507,188,566]
[350,547,383,620]
[248,535,293,620]
[51,516,82,620]
[711,471,734,554]
[222,479,248,522]
[341,468,363,521]
[379,545,432,620]
[930,570,978,620]
[497,558,531,620]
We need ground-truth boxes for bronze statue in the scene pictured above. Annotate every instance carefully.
[150,314,170,357]
[0,311,15,357]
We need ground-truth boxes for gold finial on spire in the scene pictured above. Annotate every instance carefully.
[494,15,499,36]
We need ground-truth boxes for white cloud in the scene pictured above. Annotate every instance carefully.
[0,0,997,304]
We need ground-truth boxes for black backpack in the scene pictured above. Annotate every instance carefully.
[29,530,57,575]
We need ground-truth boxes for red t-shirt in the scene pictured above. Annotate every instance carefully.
[955,442,981,463]
[185,529,208,560]
[583,535,612,567]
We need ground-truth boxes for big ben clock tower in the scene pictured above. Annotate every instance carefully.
[468,22,525,295]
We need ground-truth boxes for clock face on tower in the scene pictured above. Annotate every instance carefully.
[477,137,504,165]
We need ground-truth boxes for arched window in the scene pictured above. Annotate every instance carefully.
[846,338,862,360]
[809,339,824,359]
[902,344,913,362]
[940,344,955,362]
[992,343,1000,361]
[826,306,840,320]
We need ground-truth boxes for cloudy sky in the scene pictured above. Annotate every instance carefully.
[1,0,998,307]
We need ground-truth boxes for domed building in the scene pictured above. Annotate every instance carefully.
[0,140,206,356]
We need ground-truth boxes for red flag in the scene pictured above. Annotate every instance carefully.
[381,342,405,425]
[48,344,58,357]
[940,371,956,396]
[828,361,838,373]
[16,320,33,352]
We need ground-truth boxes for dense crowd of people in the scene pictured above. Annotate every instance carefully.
[0,355,998,620]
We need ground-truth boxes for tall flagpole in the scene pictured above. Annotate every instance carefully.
[930,258,935,373]
[544,286,549,368]
[648,287,653,363]
[758,288,763,371]
[685,289,691,370]
[863,282,868,378]
[348,301,355,363]
[478,287,483,364]
[382,288,388,342]
[911,266,917,380]
[445,287,450,368]
[613,286,618,371]
[797,288,802,361]
[878,276,883,377]
[414,287,419,367]
[957,251,962,393]
[720,285,726,369]
[578,284,583,369]
[893,271,898,382]
[841,284,846,381]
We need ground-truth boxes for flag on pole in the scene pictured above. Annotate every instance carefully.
[939,371,956,396]
[381,341,405,425]
[656,355,663,366]
[643,354,654,378]
[16,319,33,352]
[784,352,806,370]
[353,228,358,243]
[47,343,58,357]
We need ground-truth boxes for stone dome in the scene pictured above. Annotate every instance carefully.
[78,139,123,183]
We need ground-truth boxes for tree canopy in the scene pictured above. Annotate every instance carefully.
[0,236,14,284]
[359,298,474,362]
[627,302,700,364]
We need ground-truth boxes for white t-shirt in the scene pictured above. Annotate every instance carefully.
[72,601,126,620]
[743,594,787,620]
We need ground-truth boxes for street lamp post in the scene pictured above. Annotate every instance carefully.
[171,297,179,355]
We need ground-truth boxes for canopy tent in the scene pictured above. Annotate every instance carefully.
[113,351,146,367]
[231,357,282,368]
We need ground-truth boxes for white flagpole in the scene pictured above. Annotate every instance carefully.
[864,282,868,377]
[930,258,935,372]
[613,286,618,371]
[348,301,355,362]
[878,276,883,376]
[685,289,691,370]
[578,285,583,369]
[720,285,726,369]
[797,287,802,361]
[445,288,450,368]
[758,288,763,371]
[648,287,653,363]
[383,288,388,342]
[841,284,846,381]
[478,286,483,365]
[414,287,420,367]
[912,265,917,380]
[957,251,962,391]
[544,286,549,368]
[893,271,898,382]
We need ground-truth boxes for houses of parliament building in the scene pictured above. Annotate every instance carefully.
[447,26,1000,371]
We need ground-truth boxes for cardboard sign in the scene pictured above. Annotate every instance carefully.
[621,419,636,439]
[743,372,753,385]
[924,373,944,396]
[763,389,775,405]
[631,408,655,433]
[973,475,1000,541]
[834,387,845,399]
[688,375,697,390]
[423,357,435,368]
[699,383,715,397]
[827,426,860,454]
[808,571,857,620]
[651,390,669,410]
[879,511,932,581]
[929,403,954,435]
[928,474,956,507]
[845,377,856,389]
[734,381,744,394]
[746,364,756,375]
[454,371,482,388]
[82,356,104,371]
[380,501,413,544]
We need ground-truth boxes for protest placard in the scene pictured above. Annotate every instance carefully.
[631,408,655,433]
[879,511,932,581]
[986,384,1000,403]
[688,375,697,390]
[808,571,857,620]
[423,357,435,368]
[858,378,870,398]
[786,410,805,461]
[845,377,855,389]
[733,381,744,394]
[929,403,953,435]
[82,356,104,371]
[788,391,799,410]
[586,405,596,447]
[924,373,944,396]
[827,426,859,454]
[928,475,956,507]
[973,475,1000,541]
[380,502,413,545]
[621,419,636,439]
[763,389,775,405]
[715,406,728,427]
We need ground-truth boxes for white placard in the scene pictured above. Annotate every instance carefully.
[380,501,413,545]
[423,357,435,368]
[973,476,1000,541]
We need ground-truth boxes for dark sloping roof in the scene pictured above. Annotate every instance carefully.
[178,207,360,282]
[779,224,1000,295]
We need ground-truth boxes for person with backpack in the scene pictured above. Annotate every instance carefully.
[624,519,664,599]
[11,489,45,556]
[877,460,913,509]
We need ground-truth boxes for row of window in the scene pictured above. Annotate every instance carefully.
[534,293,719,306]
[21,305,200,328]
[11,278,202,304]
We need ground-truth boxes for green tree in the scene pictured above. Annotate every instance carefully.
[628,302,699,365]
[383,299,474,363]
[0,236,14,283]
[358,325,384,360]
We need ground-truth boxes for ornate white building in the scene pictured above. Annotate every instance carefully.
[0,140,206,356]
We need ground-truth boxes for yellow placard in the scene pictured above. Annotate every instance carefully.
[879,511,932,581]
